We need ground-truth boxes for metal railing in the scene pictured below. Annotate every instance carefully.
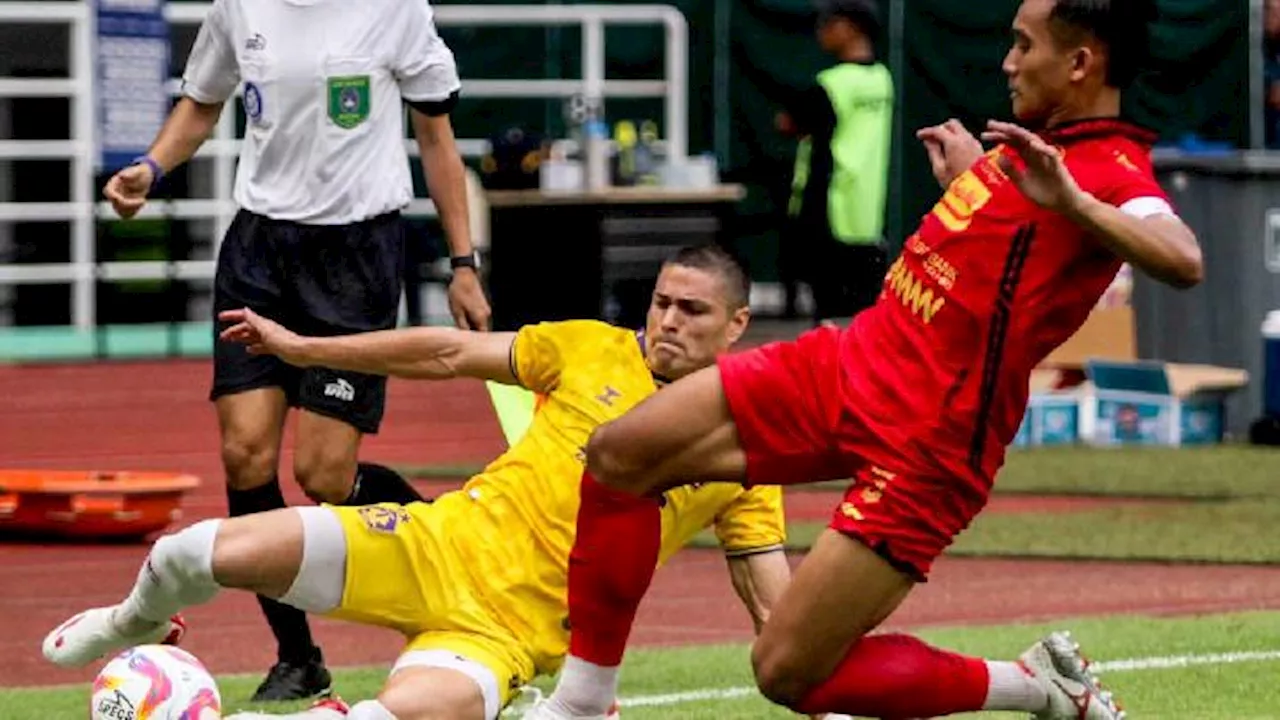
[0,2,690,329]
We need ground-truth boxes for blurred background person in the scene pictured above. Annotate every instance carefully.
[776,0,894,327]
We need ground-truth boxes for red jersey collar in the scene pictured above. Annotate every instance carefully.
[1038,117,1158,147]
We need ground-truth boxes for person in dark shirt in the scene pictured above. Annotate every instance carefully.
[778,0,894,327]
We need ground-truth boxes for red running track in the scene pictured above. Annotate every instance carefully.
[3,360,1280,688]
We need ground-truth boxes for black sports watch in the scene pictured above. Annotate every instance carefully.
[450,251,481,271]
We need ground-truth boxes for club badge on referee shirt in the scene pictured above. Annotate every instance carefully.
[327,75,370,129]
[244,82,264,125]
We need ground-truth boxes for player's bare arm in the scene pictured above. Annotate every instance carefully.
[103,98,223,219]
[410,107,493,331]
[1063,194,1201,288]
[727,550,791,634]
[728,550,848,720]
[984,119,1203,289]
[143,98,224,176]
[218,307,518,383]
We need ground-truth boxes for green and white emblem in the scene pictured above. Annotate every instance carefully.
[327,75,370,129]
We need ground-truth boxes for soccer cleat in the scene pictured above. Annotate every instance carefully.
[42,606,185,668]
[1020,631,1125,720]
[250,656,334,702]
[224,695,350,719]
[520,698,621,719]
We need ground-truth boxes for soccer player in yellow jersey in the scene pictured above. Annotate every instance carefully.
[42,246,811,720]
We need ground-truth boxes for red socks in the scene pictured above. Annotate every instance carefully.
[795,633,990,718]
[566,470,661,666]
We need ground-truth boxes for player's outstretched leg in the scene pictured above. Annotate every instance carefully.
[1019,631,1125,720]
[530,365,750,719]
[752,530,1124,720]
[42,506,346,669]
[229,646,542,720]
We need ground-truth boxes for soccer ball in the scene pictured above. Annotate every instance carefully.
[91,644,222,720]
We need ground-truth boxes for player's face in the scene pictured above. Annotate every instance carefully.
[1003,0,1080,125]
[644,264,749,380]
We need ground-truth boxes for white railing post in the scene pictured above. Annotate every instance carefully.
[582,15,605,113]
[662,8,688,161]
[71,5,95,330]
[0,3,692,305]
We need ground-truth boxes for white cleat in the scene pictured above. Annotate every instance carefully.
[1020,631,1125,720]
[224,695,350,719]
[519,698,620,720]
[42,606,185,669]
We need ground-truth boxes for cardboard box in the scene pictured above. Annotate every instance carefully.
[1013,305,1250,447]
[1013,392,1082,447]
[1077,360,1249,446]
[1041,306,1137,369]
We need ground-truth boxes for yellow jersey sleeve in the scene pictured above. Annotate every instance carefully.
[713,485,786,557]
[510,320,608,394]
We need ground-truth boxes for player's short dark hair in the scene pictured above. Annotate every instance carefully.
[664,244,750,310]
[816,0,881,40]
[1048,0,1157,88]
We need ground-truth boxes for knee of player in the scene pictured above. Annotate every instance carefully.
[751,640,815,709]
[583,425,649,494]
[294,454,357,505]
[219,436,279,490]
[375,674,489,720]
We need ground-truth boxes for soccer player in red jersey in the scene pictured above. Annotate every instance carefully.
[527,1,1203,719]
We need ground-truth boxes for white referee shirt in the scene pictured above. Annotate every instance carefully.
[181,0,461,225]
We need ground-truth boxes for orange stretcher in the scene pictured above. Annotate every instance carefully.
[0,470,201,540]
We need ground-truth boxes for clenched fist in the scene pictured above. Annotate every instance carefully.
[103,161,156,219]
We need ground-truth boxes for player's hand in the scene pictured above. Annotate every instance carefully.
[448,268,492,331]
[981,120,1083,214]
[103,163,154,219]
[217,307,308,366]
[916,119,983,188]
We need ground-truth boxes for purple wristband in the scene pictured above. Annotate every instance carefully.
[131,156,164,192]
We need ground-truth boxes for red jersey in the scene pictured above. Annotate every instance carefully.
[842,119,1169,485]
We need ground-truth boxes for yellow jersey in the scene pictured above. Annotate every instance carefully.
[436,320,785,673]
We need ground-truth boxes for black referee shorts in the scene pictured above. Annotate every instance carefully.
[210,209,405,434]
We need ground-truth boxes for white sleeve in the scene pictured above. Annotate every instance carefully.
[1118,196,1177,220]
[393,0,462,104]
[180,0,239,104]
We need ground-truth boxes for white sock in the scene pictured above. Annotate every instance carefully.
[546,655,619,716]
[254,704,349,720]
[347,699,397,719]
[982,660,1048,711]
[115,520,222,633]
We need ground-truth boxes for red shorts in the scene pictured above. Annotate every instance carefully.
[717,325,988,580]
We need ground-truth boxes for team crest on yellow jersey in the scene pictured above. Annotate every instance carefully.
[357,505,411,534]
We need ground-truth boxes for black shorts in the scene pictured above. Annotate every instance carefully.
[210,209,405,434]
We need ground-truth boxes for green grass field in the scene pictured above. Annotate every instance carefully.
[400,445,1280,501]
[680,445,1280,564]
[4,612,1278,719]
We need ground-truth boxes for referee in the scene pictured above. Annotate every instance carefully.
[101,0,491,702]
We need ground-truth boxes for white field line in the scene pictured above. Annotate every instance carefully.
[611,648,1280,709]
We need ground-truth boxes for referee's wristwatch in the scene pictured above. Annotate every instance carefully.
[449,251,482,277]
